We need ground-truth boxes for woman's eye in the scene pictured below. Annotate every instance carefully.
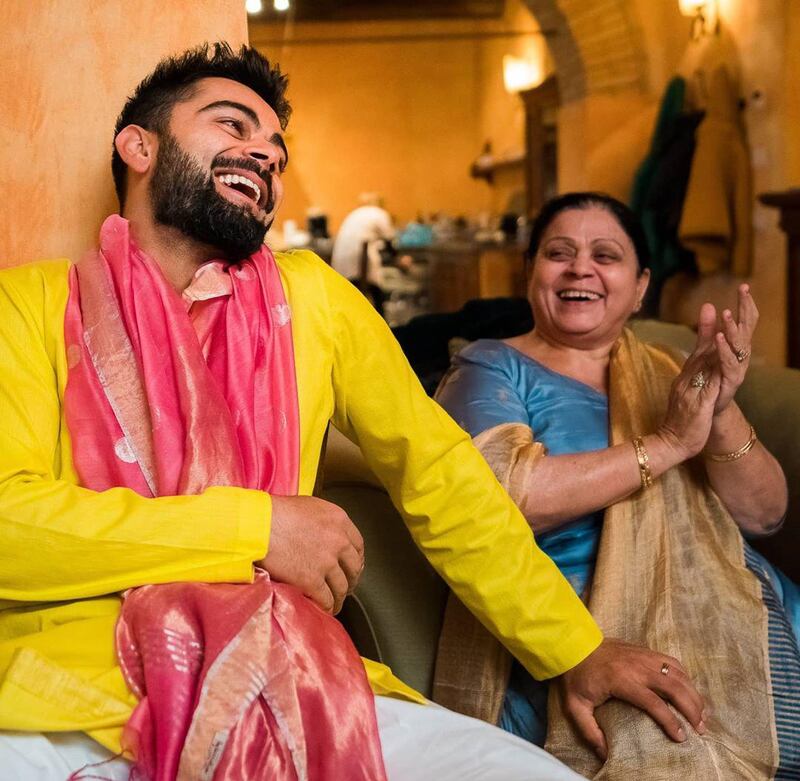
[547,249,571,260]
[594,252,617,263]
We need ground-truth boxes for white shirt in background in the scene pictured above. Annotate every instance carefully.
[331,206,396,285]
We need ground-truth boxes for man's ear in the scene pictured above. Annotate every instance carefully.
[114,125,157,175]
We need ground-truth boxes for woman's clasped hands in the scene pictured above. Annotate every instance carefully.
[702,283,757,415]
[657,284,757,464]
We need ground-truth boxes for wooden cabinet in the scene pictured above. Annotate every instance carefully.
[427,243,527,313]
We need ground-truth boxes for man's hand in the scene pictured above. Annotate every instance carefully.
[558,638,707,760]
[259,495,365,615]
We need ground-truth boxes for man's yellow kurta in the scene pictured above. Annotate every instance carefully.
[0,250,602,752]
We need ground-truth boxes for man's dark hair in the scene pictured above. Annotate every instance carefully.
[526,191,651,274]
[111,42,290,208]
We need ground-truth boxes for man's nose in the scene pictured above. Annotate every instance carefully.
[242,140,281,174]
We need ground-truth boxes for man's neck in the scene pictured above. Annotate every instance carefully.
[122,205,221,292]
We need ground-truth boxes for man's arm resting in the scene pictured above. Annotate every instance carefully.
[0,473,269,601]
[322,267,706,751]
[323,263,601,677]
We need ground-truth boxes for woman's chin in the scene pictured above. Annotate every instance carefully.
[546,318,625,348]
[550,315,605,336]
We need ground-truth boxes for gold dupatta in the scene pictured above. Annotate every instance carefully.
[433,329,778,779]
[433,423,545,723]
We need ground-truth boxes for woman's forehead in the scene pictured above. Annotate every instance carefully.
[542,206,630,244]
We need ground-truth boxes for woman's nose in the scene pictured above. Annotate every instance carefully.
[567,251,594,276]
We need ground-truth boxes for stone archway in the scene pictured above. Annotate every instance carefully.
[514,0,654,194]
[522,0,647,103]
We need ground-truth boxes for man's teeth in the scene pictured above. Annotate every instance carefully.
[558,290,602,301]
[216,173,261,204]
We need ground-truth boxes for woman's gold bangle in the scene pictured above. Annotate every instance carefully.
[706,425,758,462]
[632,436,653,489]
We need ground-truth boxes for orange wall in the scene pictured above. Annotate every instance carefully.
[0,1,247,268]
[784,0,800,184]
[250,1,542,234]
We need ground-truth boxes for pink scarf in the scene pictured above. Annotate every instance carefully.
[64,216,387,781]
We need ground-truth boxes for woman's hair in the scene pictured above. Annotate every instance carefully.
[526,192,651,272]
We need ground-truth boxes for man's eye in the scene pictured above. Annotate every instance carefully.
[221,118,244,133]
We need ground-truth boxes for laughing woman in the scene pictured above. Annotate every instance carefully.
[435,192,800,779]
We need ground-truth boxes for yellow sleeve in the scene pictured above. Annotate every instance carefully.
[322,265,603,680]
[0,262,269,603]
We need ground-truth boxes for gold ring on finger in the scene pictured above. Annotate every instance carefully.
[735,347,750,363]
[660,662,670,676]
[690,371,707,389]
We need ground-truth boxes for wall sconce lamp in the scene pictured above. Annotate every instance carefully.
[503,55,544,94]
[679,0,719,40]
[246,0,290,12]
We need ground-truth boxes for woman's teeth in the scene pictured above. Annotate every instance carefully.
[558,290,602,301]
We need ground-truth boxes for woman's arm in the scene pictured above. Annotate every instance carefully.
[438,340,721,535]
[703,403,787,535]
[517,349,721,531]
[696,288,788,535]
[517,435,686,532]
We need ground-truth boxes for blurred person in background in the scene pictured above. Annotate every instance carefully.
[331,193,410,314]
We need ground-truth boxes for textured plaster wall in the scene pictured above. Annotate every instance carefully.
[519,0,652,202]
[0,0,247,267]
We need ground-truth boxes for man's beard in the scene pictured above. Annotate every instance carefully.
[149,131,273,262]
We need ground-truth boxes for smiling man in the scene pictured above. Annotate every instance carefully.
[0,43,703,779]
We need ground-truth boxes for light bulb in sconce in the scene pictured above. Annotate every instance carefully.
[274,0,290,10]
[678,0,719,39]
[245,0,263,13]
[503,55,544,93]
